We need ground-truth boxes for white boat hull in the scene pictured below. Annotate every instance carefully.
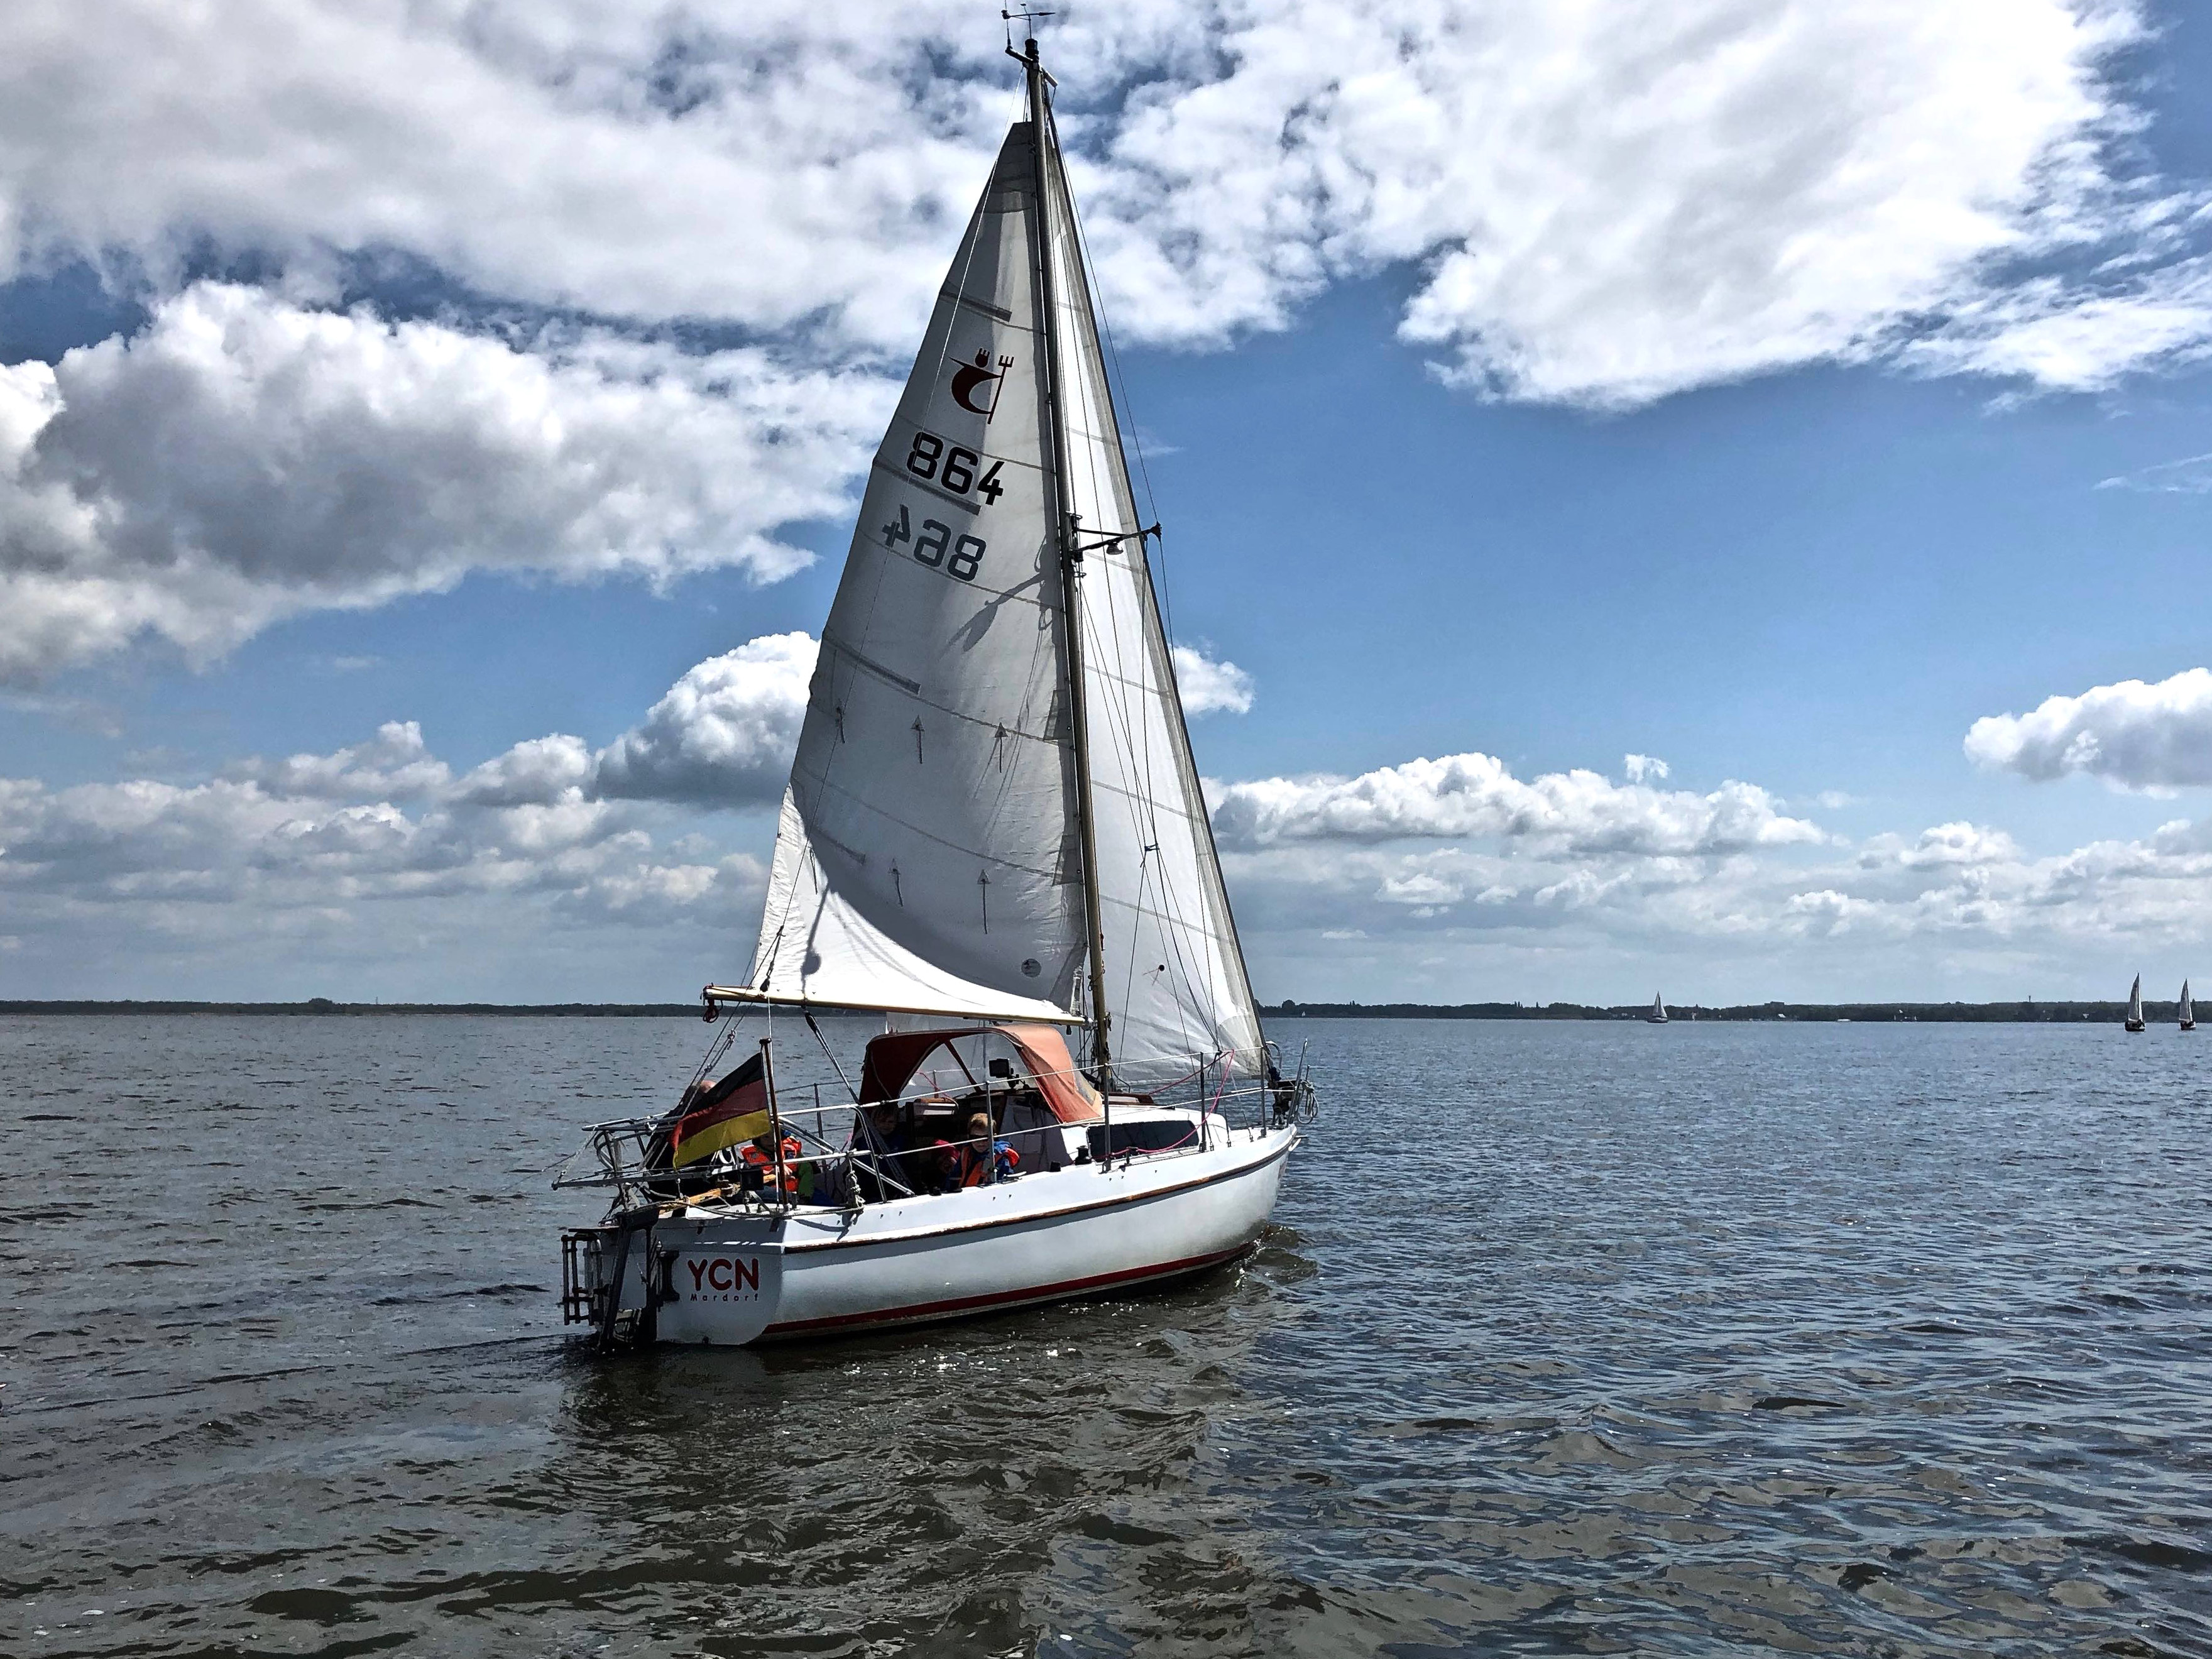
[576,1122,1298,1347]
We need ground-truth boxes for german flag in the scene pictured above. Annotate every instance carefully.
[668,1053,774,1168]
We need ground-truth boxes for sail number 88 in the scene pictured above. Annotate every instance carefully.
[882,504,983,581]
[906,430,1004,504]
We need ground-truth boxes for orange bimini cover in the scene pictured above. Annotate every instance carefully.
[858,1024,1103,1124]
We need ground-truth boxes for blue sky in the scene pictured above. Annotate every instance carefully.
[6,1,2212,1005]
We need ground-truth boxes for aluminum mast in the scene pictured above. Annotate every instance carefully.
[1020,33,1114,1085]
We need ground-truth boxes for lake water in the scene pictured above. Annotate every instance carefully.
[3,1015,2209,1656]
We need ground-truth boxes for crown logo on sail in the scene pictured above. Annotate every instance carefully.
[951,348,1015,421]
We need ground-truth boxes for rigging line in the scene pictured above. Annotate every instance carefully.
[803,1011,860,1106]
[1081,590,1212,1065]
[686,1010,745,1095]
[1127,838,1203,1076]
[1057,103,1174,650]
[1046,95,1217,1073]
[1058,306,1213,1037]
[1056,175,1229,1031]
[1081,527,1198,976]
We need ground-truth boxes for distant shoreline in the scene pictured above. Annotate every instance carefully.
[0,996,2175,1023]
[0,998,710,1017]
[1269,1000,2164,1024]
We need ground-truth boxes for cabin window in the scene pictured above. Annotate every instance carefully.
[1087,1120,1198,1160]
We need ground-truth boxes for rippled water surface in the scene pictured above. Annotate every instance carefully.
[4,1015,2211,1656]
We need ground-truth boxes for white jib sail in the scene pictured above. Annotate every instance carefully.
[747,124,1084,1025]
[1036,110,1266,1084]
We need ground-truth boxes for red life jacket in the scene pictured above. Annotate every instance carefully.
[740,1136,800,1191]
[959,1141,1020,1188]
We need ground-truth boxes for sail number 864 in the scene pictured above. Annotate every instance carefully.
[882,505,984,581]
[906,431,1004,503]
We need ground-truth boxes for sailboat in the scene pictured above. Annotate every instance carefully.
[2180,980,2194,1032]
[555,35,1311,1349]
[1645,993,1668,1025]
[2125,974,2145,1033]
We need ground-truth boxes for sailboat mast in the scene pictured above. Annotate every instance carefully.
[1022,36,1114,1083]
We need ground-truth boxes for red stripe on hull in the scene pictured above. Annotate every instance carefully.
[758,1240,1256,1339]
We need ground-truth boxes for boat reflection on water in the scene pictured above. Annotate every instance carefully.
[549,1229,1316,1652]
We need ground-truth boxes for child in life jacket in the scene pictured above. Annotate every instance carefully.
[956,1110,1021,1188]
[740,1131,800,1194]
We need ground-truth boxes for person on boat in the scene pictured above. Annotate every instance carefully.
[740,1131,799,1196]
[955,1110,1021,1188]
[923,1138,963,1195]
[793,1151,846,1208]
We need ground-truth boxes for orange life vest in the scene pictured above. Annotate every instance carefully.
[958,1140,1020,1188]
[740,1136,800,1191]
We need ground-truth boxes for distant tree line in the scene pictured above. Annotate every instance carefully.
[0,997,2179,1024]
[1266,999,2171,1024]
[0,998,709,1017]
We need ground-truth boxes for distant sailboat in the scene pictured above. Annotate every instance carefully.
[2125,974,2145,1034]
[2181,980,2194,1032]
[1645,993,1669,1026]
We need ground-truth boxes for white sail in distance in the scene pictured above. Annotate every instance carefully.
[742,89,1265,1083]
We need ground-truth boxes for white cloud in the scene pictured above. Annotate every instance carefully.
[452,734,595,808]
[1903,253,2212,394]
[1623,754,1669,784]
[1210,751,1826,855]
[0,724,770,994]
[2096,450,2212,494]
[593,633,819,806]
[1078,0,2199,404]
[0,1,1014,354]
[1169,643,1254,716]
[1224,795,2212,1002]
[1965,667,2212,791]
[0,283,882,681]
[1867,821,2027,870]
[225,720,451,801]
[1,1,2202,407]
[0,1,2205,694]
[9,679,2212,999]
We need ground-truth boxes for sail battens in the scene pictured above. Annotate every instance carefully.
[791,774,1074,886]
[940,290,1016,321]
[821,635,924,696]
[810,645,1067,750]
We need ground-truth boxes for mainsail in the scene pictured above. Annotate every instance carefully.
[739,58,1264,1085]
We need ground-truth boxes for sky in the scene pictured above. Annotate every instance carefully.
[6,0,2212,1006]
